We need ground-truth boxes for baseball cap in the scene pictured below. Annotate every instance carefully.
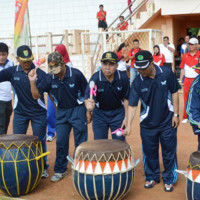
[134,50,153,69]
[17,45,34,62]
[101,51,118,64]
[188,38,198,45]
[48,52,65,74]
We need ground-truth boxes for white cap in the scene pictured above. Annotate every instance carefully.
[188,38,198,45]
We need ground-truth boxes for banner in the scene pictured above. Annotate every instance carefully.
[14,0,31,52]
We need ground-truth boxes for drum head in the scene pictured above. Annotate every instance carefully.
[0,134,40,148]
[75,139,132,162]
[187,151,200,170]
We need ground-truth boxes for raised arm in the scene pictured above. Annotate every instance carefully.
[28,69,41,99]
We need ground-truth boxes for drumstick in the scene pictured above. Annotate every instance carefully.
[89,81,95,99]
[67,155,74,165]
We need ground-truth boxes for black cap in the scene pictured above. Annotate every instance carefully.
[101,51,118,64]
[134,50,153,69]
[17,45,34,62]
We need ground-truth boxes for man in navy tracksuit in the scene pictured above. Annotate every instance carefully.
[84,51,129,140]
[186,62,200,150]
[124,51,181,192]
[0,45,48,177]
[28,52,88,182]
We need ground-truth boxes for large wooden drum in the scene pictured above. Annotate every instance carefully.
[72,139,135,200]
[186,151,200,200]
[0,134,47,197]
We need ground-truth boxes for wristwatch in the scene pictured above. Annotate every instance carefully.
[174,114,179,117]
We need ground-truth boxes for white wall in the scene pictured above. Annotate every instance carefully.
[0,0,139,37]
[154,0,200,15]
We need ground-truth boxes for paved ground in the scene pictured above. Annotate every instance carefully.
[0,92,197,200]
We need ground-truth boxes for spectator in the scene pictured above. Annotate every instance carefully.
[117,16,128,31]
[117,43,129,74]
[128,39,143,85]
[186,61,200,150]
[0,43,14,135]
[176,37,184,57]
[180,35,190,58]
[179,38,200,124]
[96,4,107,30]
[159,36,175,68]
[153,45,166,67]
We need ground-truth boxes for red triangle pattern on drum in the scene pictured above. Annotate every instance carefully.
[124,158,128,169]
[109,161,115,172]
[79,160,83,170]
[99,162,106,173]
[192,169,200,181]
[117,160,123,171]
[91,161,97,173]
[84,161,90,172]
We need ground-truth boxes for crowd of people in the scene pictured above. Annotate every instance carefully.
[0,27,200,193]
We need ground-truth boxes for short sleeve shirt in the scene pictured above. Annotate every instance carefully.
[129,65,181,128]
[38,65,87,109]
[0,64,47,117]
[97,11,106,21]
[84,70,130,111]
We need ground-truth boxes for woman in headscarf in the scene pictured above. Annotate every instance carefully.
[55,44,73,68]
[153,45,166,67]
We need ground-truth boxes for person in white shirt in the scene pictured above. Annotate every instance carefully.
[159,36,175,68]
[0,43,14,134]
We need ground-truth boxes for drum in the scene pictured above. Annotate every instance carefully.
[186,151,200,200]
[71,139,138,200]
[0,134,48,197]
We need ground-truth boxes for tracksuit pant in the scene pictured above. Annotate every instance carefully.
[13,112,48,170]
[47,95,56,137]
[140,123,178,185]
[183,77,195,119]
[54,104,88,173]
[92,106,125,141]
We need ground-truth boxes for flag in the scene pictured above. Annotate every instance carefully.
[14,0,31,52]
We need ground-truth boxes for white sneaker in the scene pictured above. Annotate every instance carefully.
[182,119,188,124]
[41,169,49,178]
[51,171,68,182]
[46,135,55,142]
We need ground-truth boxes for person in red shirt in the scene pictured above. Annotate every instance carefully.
[153,45,166,67]
[179,37,200,123]
[96,4,107,30]
[117,16,128,31]
[128,39,142,85]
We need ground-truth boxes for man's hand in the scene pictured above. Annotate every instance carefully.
[172,116,179,128]
[123,125,132,137]
[28,69,37,82]
[84,99,95,112]
[86,111,92,124]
